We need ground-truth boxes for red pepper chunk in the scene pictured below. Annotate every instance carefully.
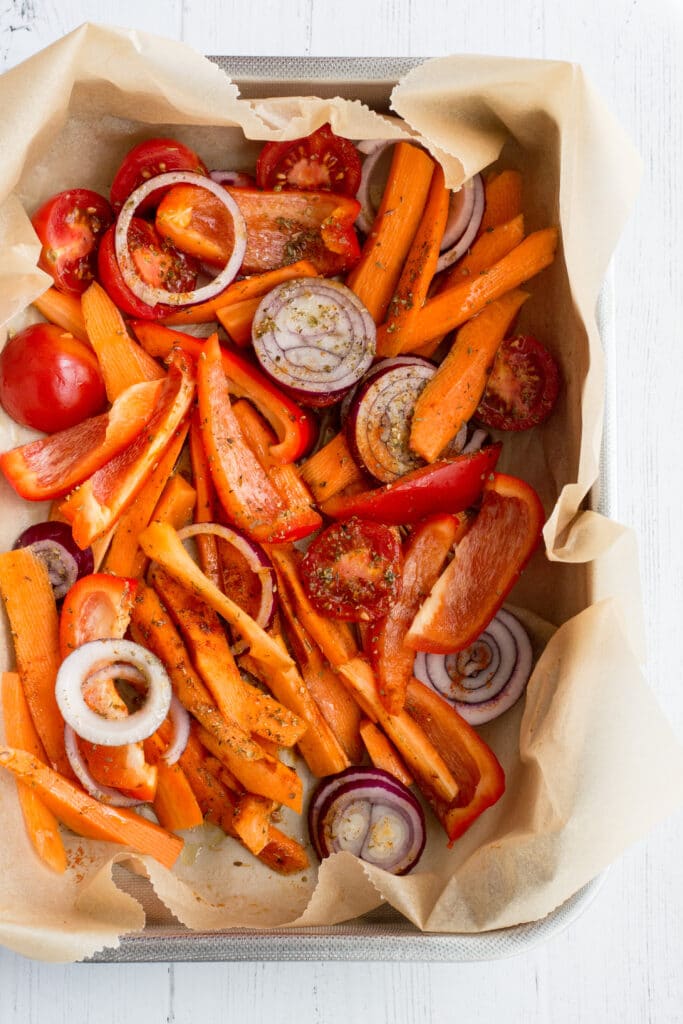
[406,473,545,653]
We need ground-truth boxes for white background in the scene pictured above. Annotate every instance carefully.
[0,1,682,1021]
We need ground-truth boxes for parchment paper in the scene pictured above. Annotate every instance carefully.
[0,23,681,962]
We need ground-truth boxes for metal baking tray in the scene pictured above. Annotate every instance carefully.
[87,55,614,963]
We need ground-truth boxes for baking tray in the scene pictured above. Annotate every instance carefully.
[84,56,615,963]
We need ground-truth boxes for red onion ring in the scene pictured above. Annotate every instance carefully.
[435,174,485,273]
[355,140,395,233]
[251,279,376,407]
[413,608,533,725]
[114,171,247,308]
[162,695,191,766]
[14,522,93,601]
[63,725,143,807]
[339,355,434,425]
[209,169,255,189]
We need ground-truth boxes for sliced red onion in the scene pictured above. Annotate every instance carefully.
[64,725,143,807]
[346,360,435,483]
[115,171,247,308]
[339,355,434,425]
[252,279,376,407]
[162,695,191,766]
[309,766,426,875]
[413,608,533,725]
[355,140,395,234]
[13,521,93,600]
[55,639,172,746]
[209,169,255,189]
[440,179,477,252]
[461,427,491,454]
[177,523,276,632]
[435,174,484,273]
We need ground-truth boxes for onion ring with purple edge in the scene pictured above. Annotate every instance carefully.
[435,174,485,273]
[339,355,434,424]
[13,521,93,600]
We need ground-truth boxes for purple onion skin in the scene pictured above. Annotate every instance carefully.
[14,521,94,579]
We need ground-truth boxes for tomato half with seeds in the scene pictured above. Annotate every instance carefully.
[301,518,402,621]
[110,137,208,211]
[32,189,113,295]
[256,124,362,197]
[476,334,561,431]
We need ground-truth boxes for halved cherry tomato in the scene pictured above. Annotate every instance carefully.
[127,217,199,293]
[110,137,208,211]
[97,224,171,320]
[0,323,106,433]
[301,518,403,621]
[476,334,561,431]
[31,189,113,295]
[256,124,362,197]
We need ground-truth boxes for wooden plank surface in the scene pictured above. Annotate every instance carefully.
[0,1,682,1021]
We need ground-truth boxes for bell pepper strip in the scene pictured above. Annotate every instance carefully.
[0,379,164,502]
[59,572,138,659]
[299,432,365,503]
[59,352,195,548]
[0,748,183,869]
[0,548,71,777]
[320,444,502,525]
[33,287,88,343]
[369,513,462,715]
[1,672,67,873]
[188,410,222,588]
[405,678,505,844]
[81,739,158,802]
[132,324,316,464]
[406,473,545,653]
[359,718,413,789]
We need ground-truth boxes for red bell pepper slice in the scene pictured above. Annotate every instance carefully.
[60,352,195,548]
[320,444,502,524]
[130,321,316,463]
[405,678,505,844]
[406,472,545,653]
[0,379,164,502]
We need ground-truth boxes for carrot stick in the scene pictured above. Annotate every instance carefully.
[347,143,435,322]
[143,733,203,832]
[195,724,302,812]
[299,433,365,502]
[188,410,222,588]
[232,794,274,855]
[102,422,189,578]
[0,748,183,868]
[81,281,165,400]
[381,163,450,357]
[479,170,523,233]
[151,474,196,531]
[259,828,309,874]
[409,289,530,462]
[0,549,70,777]
[376,228,558,355]
[217,297,261,347]
[32,288,88,343]
[359,718,413,788]
[158,260,319,326]
[1,673,67,873]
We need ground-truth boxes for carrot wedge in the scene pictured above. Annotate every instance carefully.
[479,170,523,233]
[33,288,88,343]
[81,281,165,400]
[258,828,309,875]
[299,433,365,503]
[1,673,67,873]
[217,297,261,347]
[232,794,274,856]
[376,228,558,355]
[151,474,197,531]
[410,289,529,462]
[359,719,414,788]
[144,733,203,832]
[196,725,302,812]
[0,748,183,868]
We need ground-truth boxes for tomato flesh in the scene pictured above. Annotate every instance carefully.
[127,217,200,292]
[110,137,208,211]
[0,323,106,433]
[476,334,561,431]
[301,518,402,621]
[32,189,113,295]
[97,224,173,320]
[256,124,362,197]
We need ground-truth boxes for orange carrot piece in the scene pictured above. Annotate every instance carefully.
[381,163,450,357]
[376,228,558,355]
[151,474,196,531]
[158,260,319,326]
[0,549,70,777]
[102,422,189,578]
[81,281,165,400]
[479,170,523,233]
[217,297,261,347]
[188,410,222,588]
[410,289,530,462]
[195,724,302,812]
[0,748,183,868]
[232,793,274,855]
[1,673,67,873]
[144,732,203,832]
[299,432,365,503]
[359,718,414,788]
[347,143,435,322]
[259,828,309,874]
[33,288,88,343]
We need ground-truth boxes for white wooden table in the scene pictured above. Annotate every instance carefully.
[1,2,681,1021]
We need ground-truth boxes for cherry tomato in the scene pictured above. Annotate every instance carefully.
[256,124,362,197]
[476,334,561,431]
[0,323,106,432]
[301,517,402,621]
[110,137,208,211]
[97,223,189,320]
[31,189,113,295]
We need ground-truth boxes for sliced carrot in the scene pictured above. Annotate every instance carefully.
[359,718,413,788]
[217,297,261,347]
[347,142,435,322]
[0,748,182,868]
[232,793,274,856]
[299,432,365,503]
[195,724,302,813]
[376,228,558,355]
[0,549,70,777]
[33,288,88,343]
[143,732,203,832]
[188,409,222,588]
[409,289,530,462]
[81,281,165,400]
[479,170,523,233]
[151,474,196,531]
[1,673,67,873]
